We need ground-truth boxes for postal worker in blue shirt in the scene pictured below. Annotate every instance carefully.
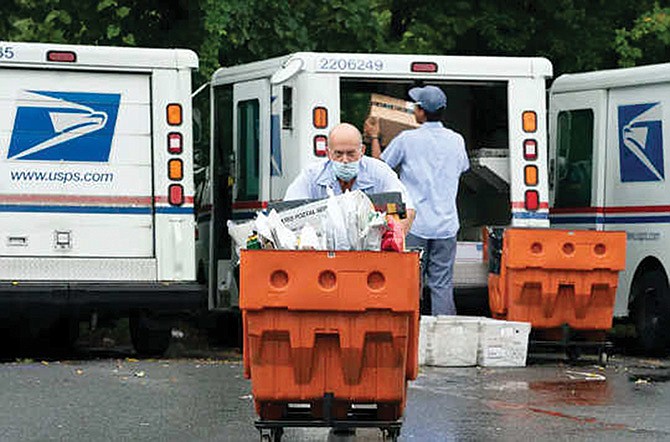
[367,86,470,315]
[285,122,416,235]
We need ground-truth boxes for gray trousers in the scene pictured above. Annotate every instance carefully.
[406,234,457,315]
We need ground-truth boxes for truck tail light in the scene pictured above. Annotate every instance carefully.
[522,111,537,133]
[168,132,183,154]
[524,165,538,186]
[525,190,539,211]
[314,135,327,157]
[47,51,76,62]
[313,107,328,129]
[411,62,438,73]
[168,184,184,206]
[523,139,537,160]
[167,104,182,126]
[168,159,183,181]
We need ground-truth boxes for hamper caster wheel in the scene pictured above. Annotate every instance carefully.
[271,428,283,441]
[598,350,609,366]
[566,346,581,362]
[383,427,400,441]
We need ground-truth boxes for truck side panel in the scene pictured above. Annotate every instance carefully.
[605,83,670,316]
[0,69,154,258]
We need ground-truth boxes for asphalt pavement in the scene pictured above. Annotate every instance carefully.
[1,344,670,442]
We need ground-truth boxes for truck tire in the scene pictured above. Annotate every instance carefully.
[129,313,171,357]
[631,269,670,354]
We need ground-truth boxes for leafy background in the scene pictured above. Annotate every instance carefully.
[2,0,670,83]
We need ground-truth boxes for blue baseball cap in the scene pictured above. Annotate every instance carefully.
[408,85,447,113]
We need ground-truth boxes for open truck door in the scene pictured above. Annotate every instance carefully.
[208,79,271,310]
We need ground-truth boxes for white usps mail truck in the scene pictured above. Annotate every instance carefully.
[197,52,552,311]
[0,42,203,355]
[549,63,670,352]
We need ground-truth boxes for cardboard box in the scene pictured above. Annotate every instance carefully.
[368,93,419,146]
[418,315,435,366]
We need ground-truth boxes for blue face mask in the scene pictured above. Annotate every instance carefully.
[331,160,360,182]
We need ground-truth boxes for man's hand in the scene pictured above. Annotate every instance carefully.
[364,116,380,138]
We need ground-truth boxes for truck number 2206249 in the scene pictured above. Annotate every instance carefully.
[318,57,384,72]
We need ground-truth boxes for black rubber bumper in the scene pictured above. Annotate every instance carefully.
[0,281,207,316]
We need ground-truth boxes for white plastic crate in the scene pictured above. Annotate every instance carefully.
[477,319,531,367]
[455,241,484,262]
[418,315,435,366]
[420,315,480,367]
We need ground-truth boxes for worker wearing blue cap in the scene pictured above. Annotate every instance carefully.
[367,85,469,315]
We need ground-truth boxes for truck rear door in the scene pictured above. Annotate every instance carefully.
[0,69,154,257]
[206,79,271,309]
[232,79,271,211]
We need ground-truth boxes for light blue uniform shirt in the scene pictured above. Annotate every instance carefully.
[381,122,469,239]
[284,156,414,209]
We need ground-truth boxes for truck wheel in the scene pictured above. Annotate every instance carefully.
[129,313,171,357]
[631,269,670,355]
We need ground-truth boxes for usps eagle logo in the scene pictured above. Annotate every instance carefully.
[618,102,664,182]
[7,90,120,162]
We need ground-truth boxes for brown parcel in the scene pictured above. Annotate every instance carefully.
[367,93,419,146]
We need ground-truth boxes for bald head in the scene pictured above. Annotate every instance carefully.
[329,123,363,145]
[327,123,364,163]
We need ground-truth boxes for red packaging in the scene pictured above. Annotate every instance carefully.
[381,217,404,252]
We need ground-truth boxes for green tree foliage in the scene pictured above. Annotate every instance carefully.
[2,0,670,78]
[615,2,670,67]
[2,0,201,50]
[381,0,656,74]
[200,0,386,76]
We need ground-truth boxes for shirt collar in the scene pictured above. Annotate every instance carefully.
[421,121,444,129]
[315,161,337,187]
